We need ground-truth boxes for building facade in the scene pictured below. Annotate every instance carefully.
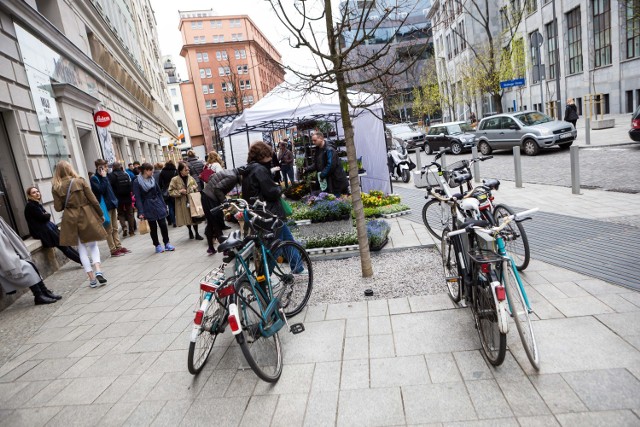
[0,0,178,237]
[428,0,640,121]
[178,9,285,155]
[163,56,192,157]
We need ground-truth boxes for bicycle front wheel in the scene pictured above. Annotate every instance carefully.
[270,240,313,317]
[502,261,540,370]
[188,293,227,375]
[473,279,506,366]
[441,227,461,303]
[423,198,452,241]
[493,204,530,271]
[235,281,283,382]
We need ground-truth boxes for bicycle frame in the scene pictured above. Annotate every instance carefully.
[494,236,533,312]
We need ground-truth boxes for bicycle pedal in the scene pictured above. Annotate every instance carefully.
[289,323,305,334]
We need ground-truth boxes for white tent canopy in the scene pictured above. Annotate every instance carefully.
[220,83,390,194]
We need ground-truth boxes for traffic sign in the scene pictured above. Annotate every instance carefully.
[499,78,526,89]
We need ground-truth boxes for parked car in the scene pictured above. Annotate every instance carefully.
[424,121,477,155]
[476,111,577,156]
[630,104,640,142]
[386,123,426,150]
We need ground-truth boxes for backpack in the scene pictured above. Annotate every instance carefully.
[114,171,132,198]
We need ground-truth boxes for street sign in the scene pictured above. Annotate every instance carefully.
[499,78,526,89]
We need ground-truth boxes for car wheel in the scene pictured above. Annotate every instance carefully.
[450,141,462,155]
[478,141,492,155]
[424,143,432,155]
[522,139,540,156]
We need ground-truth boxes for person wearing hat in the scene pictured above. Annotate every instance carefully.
[278,140,295,188]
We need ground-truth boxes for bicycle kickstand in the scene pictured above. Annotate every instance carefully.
[279,308,305,335]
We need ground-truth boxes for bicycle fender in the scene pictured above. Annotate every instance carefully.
[491,281,509,335]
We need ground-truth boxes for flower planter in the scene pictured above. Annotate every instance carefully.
[381,209,412,219]
[369,237,389,252]
[294,218,353,240]
[305,244,359,255]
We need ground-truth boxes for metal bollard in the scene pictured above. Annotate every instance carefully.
[513,146,523,188]
[440,149,447,170]
[570,145,581,194]
[472,146,480,183]
[585,117,590,145]
[415,146,422,171]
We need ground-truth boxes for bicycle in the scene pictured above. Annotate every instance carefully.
[442,202,540,370]
[187,199,313,381]
[421,150,531,271]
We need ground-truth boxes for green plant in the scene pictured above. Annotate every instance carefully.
[378,204,410,215]
[301,231,358,249]
[367,219,391,248]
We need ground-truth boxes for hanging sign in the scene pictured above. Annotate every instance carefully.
[94,110,112,127]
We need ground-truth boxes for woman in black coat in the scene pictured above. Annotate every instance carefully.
[24,186,81,265]
[159,160,178,226]
[564,98,579,131]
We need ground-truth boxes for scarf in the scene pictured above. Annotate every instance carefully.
[138,175,156,192]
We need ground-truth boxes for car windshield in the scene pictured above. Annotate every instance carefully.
[446,123,474,135]
[514,112,553,126]
[390,124,414,134]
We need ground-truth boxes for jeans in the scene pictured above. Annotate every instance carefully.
[166,198,176,226]
[280,164,294,188]
[275,223,303,272]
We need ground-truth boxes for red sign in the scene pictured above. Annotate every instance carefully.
[94,110,111,127]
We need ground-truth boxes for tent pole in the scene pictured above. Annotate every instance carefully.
[246,125,250,149]
[229,136,236,169]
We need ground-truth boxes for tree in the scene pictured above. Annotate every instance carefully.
[412,56,442,121]
[266,0,429,277]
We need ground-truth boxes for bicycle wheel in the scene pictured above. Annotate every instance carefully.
[235,281,283,382]
[441,227,461,303]
[270,240,313,317]
[502,261,540,370]
[493,204,530,271]
[472,275,506,366]
[422,198,452,241]
[188,293,227,375]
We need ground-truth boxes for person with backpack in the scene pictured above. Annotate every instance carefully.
[305,131,349,196]
[108,162,136,238]
[202,166,241,254]
[186,149,205,189]
[91,159,129,257]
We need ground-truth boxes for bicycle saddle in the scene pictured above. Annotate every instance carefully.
[482,178,500,190]
[218,231,246,252]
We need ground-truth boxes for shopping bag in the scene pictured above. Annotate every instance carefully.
[280,198,293,217]
[188,192,205,219]
[139,219,150,235]
[99,196,111,228]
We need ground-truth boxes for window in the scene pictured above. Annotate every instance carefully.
[457,21,466,51]
[231,33,244,41]
[191,21,203,29]
[234,49,247,59]
[626,0,640,59]
[224,97,232,107]
[199,69,206,78]
[446,34,452,60]
[218,67,225,76]
[213,35,224,43]
[526,0,537,14]
[211,99,218,109]
[202,84,209,94]
[229,19,241,28]
[247,95,254,104]
[593,0,612,67]
[202,52,209,62]
[210,20,222,28]
[205,68,212,78]
[567,8,583,74]
[529,31,540,83]
[500,7,509,31]
[170,88,176,96]
[205,100,212,109]
[221,51,228,60]
[207,84,214,93]
[222,82,228,92]
[196,53,202,62]
[546,20,557,79]
[174,104,180,112]
[177,119,183,128]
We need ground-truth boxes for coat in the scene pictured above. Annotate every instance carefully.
[0,216,41,292]
[187,156,205,187]
[168,174,199,226]
[306,142,349,195]
[52,177,107,246]
[564,104,579,122]
[132,176,167,221]
[241,162,285,218]
[90,174,118,211]
[203,168,241,203]
[24,200,59,248]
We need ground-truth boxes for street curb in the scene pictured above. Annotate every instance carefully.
[578,142,640,148]
[308,243,436,261]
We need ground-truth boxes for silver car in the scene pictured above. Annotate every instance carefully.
[476,111,577,156]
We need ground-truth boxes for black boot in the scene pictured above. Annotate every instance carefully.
[39,282,62,300]
[188,226,194,239]
[29,284,57,305]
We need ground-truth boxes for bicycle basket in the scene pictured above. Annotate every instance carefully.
[443,160,471,187]
[423,164,444,188]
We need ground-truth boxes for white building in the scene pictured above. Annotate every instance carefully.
[0,0,179,237]
[428,0,640,120]
[163,56,192,153]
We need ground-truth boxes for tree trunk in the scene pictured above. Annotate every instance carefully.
[493,93,503,113]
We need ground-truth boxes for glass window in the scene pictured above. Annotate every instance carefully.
[202,85,209,94]
[205,100,211,109]
[177,119,183,128]
[458,21,466,51]
[202,52,209,62]
[245,80,251,89]
[199,69,205,78]
[592,0,612,67]
[224,66,230,75]
[208,84,214,93]
[529,31,540,83]
[546,20,557,79]
[212,99,218,108]
[196,53,202,62]
[526,0,537,14]
[210,20,222,28]
[174,104,179,112]
[218,67,225,76]
[627,0,640,58]
[221,51,228,60]
[170,88,176,96]
[222,82,228,92]
[567,8,583,74]
[205,68,212,78]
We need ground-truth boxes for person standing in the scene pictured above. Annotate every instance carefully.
[153,162,163,182]
[133,162,175,253]
[24,186,81,265]
[305,131,349,196]
[159,160,178,227]
[202,167,239,254]
[91,159,129,257]
[186,150,205,189]
[564,98,579,131]
[0,210,60,304]
[52,160,108,288]
[278,141,295,188]
[169,161,203,240]
[108,162,136,237]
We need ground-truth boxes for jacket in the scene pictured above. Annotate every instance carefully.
[24,200,59,248]
[52,177,107,246]
[159,163,178,197]
[0,216,41,292]
[203,168,241,203]
[108,170,133,204]
[564,104,579,122]
[168,174,199,226]
[186,156,205,187]
[278,148,294,166]
[241,162,285,218]
[307,142,349,195]
[132,176,167,221]
[90,174,118,210]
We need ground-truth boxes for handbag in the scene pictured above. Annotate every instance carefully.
[188,192,205,219]
[280,198,293,217]
[199,166,215,183]
[138,219,150,235]
[99,196,111,228]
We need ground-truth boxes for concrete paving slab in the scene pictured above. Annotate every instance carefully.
[340,359,369,390]
[304,391,338,427]
[253,363,314,396]
[465,379,513,419]
[149,399,193,427]
[278,319,345,364]
[596,312,640,337]
[549,295,615,317]
[0,406,62,427]
[453,351,494,381]
[311,361,341,392]
[337,387,405,427]
[497,377,551,417]
[239,395,278,427]
[425,353,463,383]
[368,315,392,335]
[402,382,477,424]
[561,368,640,411]
[345,317,368,337]
[528,373,588,414]
[516,415,561,427]
[271,393,308,427]
[46,376,115,406]
[555,409,640,426]
[369,334,395,358]
[122,400,166,426]
[370,355,430,388]
[343,336,368,360]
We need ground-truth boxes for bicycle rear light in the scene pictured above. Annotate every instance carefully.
[495,285,506,301]
[200,283,218,293]
[194,310,204,325]
[228,303,241,335]
[481,263,491,274]
[217,285,235,298]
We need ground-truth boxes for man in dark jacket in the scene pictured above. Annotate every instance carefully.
[91,159,128,257]
[306,132,349,196]
[186,150,205,189]
[108,162,136,238]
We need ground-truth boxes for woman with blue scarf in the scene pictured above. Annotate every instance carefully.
[133,163,175,254]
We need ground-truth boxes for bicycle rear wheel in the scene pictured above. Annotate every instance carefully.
[270,240,313,317]
[235,281,283,382]
[472,277,506,366]
[493,204,530,271]
[188,293,227,375]
[423,198,452,241]
[441,227,461,303]
[502,261,540,370]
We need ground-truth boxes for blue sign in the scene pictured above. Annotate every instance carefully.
[500,78,526,89]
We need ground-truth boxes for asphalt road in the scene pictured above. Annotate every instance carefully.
[411,144,640,194]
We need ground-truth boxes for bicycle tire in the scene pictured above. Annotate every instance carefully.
[270,240,313,317]
[441,227,461,303]
[493,204,530,271]
[235,281,283,382]
[188,293,227,375]
[422,198,452,241]
[472,275,506,366]
[502,261,540,370]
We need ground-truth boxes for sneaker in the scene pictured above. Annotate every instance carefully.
[165,243,175,251]
[207,248,216,255]
[155,245,165,254]
[95,272,107,285]
[110,250,124,257]
[119,247,132,254]
[89,280,99,288]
